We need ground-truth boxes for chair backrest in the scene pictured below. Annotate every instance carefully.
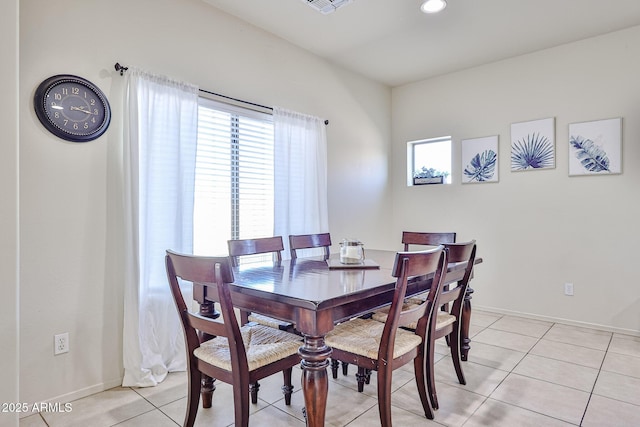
[402,231,456,251]
[439,240,477,316]
[227,236,284,266]
[165,250,248,371]
[378,246,448,362]
[289,233,332,259]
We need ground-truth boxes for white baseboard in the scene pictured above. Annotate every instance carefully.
[476,305,640,337]
[19,377,123,419]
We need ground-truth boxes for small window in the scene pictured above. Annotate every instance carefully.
[407,136,452,186]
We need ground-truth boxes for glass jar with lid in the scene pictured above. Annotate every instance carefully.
[339,239,365,264]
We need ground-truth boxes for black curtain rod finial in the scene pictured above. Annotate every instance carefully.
[114,62,128,76]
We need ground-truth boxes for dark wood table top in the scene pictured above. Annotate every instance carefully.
[224,249,481,334]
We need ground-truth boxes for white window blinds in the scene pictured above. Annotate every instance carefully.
[194,97,274,256]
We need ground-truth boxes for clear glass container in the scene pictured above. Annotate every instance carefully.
[339,239,365,264]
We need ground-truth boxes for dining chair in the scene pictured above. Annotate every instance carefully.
[289,232,332,260]
[402,231,456,315]
[165,250,302,427]
[325,246,448,425]
[372,240,477,410]
[227,236,285,267]
[401,231,456,250]
[227,236,291,328]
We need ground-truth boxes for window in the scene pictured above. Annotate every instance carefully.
[193,97,275,257]
[407,136,452,185]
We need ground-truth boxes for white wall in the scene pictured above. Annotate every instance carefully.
[0,1,19,425]
[19,0,391,404]
[392,26,640,334]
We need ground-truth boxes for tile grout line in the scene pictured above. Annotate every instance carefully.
[578,333,614,427]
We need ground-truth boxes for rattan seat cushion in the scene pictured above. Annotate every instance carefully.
[325,317,423,360]
[371,304,456,331]
[194,324,301,371]
[247,313,294,330]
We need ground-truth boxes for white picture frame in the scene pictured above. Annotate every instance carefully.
[568,118,622,176]
[461,135,499,184]
[510,117,555,171]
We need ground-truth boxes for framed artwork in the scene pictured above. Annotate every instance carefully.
[510,117,555,171]
[461,135,499,184]
[568,118,622,176]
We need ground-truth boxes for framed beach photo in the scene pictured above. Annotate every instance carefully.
[461,135,499,184]
[510,117,555,171]
[568,118,622,176]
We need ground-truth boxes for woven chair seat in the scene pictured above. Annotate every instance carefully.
[194,324,301,371]
[325,317,423,360]
[372,305,456,331]
[247,313,294,330]
[405,296,426,305]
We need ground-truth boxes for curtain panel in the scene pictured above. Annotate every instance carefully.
[273,107,329,258]
[122,68,199,387]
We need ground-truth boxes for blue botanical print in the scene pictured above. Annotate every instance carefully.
[569,135,610,173]
[511,133,554,170]
[464,150,496,182]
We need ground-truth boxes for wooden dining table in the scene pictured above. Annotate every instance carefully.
[191,249,481,427]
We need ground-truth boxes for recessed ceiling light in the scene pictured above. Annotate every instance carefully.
[420,0,447,14]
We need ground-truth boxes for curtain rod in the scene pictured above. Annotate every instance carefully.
[114,63,329,125]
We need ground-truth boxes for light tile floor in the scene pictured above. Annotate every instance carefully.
[20,310,640,426]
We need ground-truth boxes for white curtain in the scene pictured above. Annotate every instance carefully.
[273,107,329,258]
[122,68,199,387]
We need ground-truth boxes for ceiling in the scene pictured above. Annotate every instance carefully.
[202,0,640,87]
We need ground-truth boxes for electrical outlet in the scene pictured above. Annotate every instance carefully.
[54,333,69,355]
[564,283,574,296]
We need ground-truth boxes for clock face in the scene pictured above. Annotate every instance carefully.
[34,75,111,142]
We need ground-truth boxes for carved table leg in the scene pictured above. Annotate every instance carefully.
[460,286,474,361]
[198,301,219,408]
[298,335,332,427]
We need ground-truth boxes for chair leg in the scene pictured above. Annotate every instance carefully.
[414,352,434,420]
[426,336,439,410]
[356,367,368,392]
[342,361,349,376]
[200,375,215,408]
[450,328,466,385]
[235,377,250,427]
[281,367,294,405]
[330,358,340,379]
[185,368,201,427]
[376,365,393,427]
[249,381,260,404]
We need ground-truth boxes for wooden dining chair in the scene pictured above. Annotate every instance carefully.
[325,246,448,425]
[227,236,292,329]
[373,240,477,411]
[227,236,285,267]
[289,233,332,260]
[402,231,456,315]
[165,250,302,427]
[401,231,456,251]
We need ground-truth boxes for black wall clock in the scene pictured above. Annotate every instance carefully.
[34,74,111,142]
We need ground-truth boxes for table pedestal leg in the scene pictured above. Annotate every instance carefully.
[460,286,474,361]
[298,335,332,427]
